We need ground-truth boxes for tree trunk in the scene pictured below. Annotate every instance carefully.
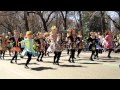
[64,17,67,30]
[79,11,83,34]
[24,11,29,31]
[40,16,48,32]
[100,11,106,34]
[60,11,68,30]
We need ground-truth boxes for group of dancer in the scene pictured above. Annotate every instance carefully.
[0,25,116,69]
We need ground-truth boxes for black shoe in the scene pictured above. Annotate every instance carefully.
[68,59,71,63]
[94,56,96,59]
[47,53,49,56]
[40,59,43,62]
[108,56,111,58]
[15,60,17,64]
[37,59,39,62]
[10,61,13,63]
[72,60,75,63]
[20,56,23,58]
[90,58,94,61]
[25,65,29,69]
[56,63,59,65]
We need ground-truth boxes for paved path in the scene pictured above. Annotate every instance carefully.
[0,51,120,79]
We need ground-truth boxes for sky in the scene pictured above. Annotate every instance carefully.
[107,11,118,19]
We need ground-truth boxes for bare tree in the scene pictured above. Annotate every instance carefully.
[60,11,68,30]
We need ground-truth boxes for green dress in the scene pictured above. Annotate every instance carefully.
[21,38,36,57]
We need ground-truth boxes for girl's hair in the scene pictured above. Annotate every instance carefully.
[105,30,110,35]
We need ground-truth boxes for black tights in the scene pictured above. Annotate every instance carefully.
[67,49,70,54]
[108,49,113,57]
[77,49,82,56]
[44,46,47,56]
[69,49,75,62]
[54,51,62,63]
[94,49,99,58]
[0,51,5,59]
[11,51,18,63]
[90,51,95,60]
[37,51,44,61]
[25,52,32,67]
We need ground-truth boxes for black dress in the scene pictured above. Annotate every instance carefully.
[87,37,97,51]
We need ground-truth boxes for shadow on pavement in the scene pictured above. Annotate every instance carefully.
[44,61,63,64]
[4,59,21,61]
[59,64,85,67]
[102,57,120,60]
[31,67,56,71]
[80,62,102,64]
[98,60,116,62]
[18,63,39,65]
[98,57,120,62]
[42,56,54,58]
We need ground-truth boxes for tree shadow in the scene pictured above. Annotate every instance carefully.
[102,57,120,60]
[4,59,21,61]
[59,64,85,68]
[98,60,116,62]
[98,57,120,62]
[80,62,102,64]
[31,67,56,71]
[75,58,89,61]
[3,56,12,57]
[43,56,54,58]
[18,63,39,65]
[62,58,90,61]
[23,57,37,59]
[44,61,63,63]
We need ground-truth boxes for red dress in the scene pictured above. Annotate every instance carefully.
[10,38,21,52]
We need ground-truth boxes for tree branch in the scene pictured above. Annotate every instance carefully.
[45,11,54,23]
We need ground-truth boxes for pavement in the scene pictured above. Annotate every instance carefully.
[0,51,120,79]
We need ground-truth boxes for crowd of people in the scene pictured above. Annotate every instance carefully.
[0,26,120,69]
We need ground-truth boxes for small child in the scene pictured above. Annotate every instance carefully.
[21,31,36,69]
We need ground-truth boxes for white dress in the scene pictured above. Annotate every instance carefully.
[47,35,56,53]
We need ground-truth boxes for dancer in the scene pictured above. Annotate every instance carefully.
[104,30,114,58]
[68,28,77,63]
[9,30,21,63]
[76,31,83,58]
[21,31,36,68]
[0,33,7,60]
[87,32,97,61]
[36,32,45,62]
